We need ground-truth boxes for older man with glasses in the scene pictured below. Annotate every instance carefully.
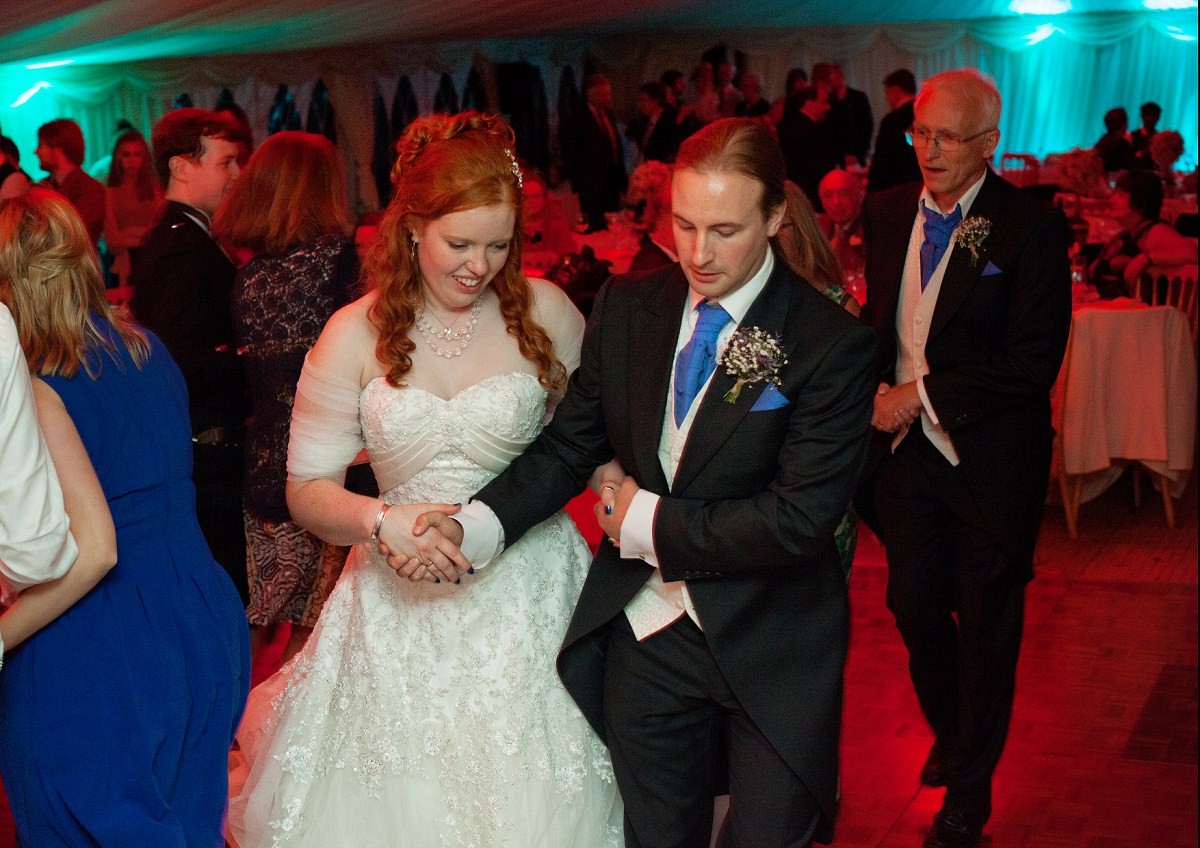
[857,68,1071,848]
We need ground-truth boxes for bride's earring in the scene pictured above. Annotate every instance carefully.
[409,234,418,263]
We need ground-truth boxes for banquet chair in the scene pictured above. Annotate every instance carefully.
[1000,153,1039,187]
[1136,265,1198,343]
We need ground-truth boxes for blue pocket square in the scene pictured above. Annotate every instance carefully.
[981,260,1003,277]
[749,384,790,411]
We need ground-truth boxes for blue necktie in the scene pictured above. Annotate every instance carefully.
[674,301,732,426]
[920,204,963,291]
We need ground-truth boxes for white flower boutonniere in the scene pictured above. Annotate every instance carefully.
[954,216,991,267]
[716,327,788,404]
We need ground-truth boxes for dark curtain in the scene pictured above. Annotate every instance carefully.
[305,78,336,143]
[462,66,486,112]
[497,62,549,174]
[433,73,459,114]
[371,83,393,206]
[556,66,581,189]
[268,84,301,135]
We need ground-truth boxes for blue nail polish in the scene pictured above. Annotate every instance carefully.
[468,567,475,575]
[604,505,613,515]
[455,578,461,584]
[434,577,440,584]
[453,502,462,507]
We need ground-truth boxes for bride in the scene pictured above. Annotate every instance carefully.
[228,113,622,847]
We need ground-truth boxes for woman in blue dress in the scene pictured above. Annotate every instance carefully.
[0,187,250,846]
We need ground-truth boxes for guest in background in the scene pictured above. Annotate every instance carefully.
[778,86,838,209]
[813,62,873,167]
[0,188,248,847]
[769,67,810,130]
[521,168,577,268]
[0,136,32,200]
[131,107,249,603]
[859,69,1070,848]
[691,61,722,125]
[34,119,106,247]
[625,159,677,272]
[1092,108,1137,174]
[663,68,702,143]
[573,73,627,232]
[1090,169,1196,298]
[715,59,741,118]
[735,71,771,120]
[632,81,680,164]
[214,131,360,669]
[103,130,164,288]
[818,168,868,306]
[868,69,922,192]
[1130,101,1161,166]
[661,69,687,109]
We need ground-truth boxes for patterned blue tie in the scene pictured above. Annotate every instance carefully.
[920,204,963,291]
[674,301,733,426]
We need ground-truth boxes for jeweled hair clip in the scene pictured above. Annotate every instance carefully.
[505,148,523,189]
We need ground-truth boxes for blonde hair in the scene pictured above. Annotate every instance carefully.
[0,188,148,378]
[675,118,842,293]
[368,111,565,391]
[213,131,351,255]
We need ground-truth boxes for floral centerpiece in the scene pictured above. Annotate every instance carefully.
[1149,130,1184,174]
[1053,147,1108,198]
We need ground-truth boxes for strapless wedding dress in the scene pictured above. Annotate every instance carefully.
[229,371,622,848]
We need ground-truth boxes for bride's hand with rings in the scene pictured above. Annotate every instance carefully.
[374,502,472,583]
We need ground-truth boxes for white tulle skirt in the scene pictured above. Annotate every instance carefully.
[228,512,622,848]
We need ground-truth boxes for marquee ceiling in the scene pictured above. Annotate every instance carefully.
[1,0,1175,67]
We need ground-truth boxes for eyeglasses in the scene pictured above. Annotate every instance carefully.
[906,127,996,152]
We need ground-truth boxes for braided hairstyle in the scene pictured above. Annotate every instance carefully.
[367,111,566,391]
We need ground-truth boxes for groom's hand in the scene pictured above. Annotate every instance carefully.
[381,506,471,584]
[595,476,638,546]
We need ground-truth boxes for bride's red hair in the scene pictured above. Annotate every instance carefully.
[367,112,566,391]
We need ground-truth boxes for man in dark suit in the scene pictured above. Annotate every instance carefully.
[859,69,1071,848]
[131,108,249,602]
[813,63,873,167]
[867,68,922,192]
[574,73,628,232]
[631,81,680,164]
[418,119,876,847]
[777,87,839,210]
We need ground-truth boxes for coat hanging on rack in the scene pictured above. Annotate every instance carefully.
[306,78,336,143]
[462,66,486,112]
[372,83,394,207]
[433,73,459,114]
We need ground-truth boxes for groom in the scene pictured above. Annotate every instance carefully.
[428,119,875,847]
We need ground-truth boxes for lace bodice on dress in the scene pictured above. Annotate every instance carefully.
[359,371,548,504]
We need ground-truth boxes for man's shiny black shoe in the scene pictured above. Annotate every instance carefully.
[920,742,949,787]
[922,810,984,848]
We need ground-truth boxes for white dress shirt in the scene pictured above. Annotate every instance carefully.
[456,250,777,641]
[893,171,987,465]
[0,304,77,605]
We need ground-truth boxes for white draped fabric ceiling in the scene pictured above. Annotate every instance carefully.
[1,1,1196,211]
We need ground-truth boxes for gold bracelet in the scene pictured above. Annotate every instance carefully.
[369,502,391,543]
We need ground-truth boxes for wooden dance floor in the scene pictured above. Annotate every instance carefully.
[2,473,1196,847]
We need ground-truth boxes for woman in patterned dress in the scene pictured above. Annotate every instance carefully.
[214,131,360,666]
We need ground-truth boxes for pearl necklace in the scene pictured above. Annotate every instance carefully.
[415,297,483,359]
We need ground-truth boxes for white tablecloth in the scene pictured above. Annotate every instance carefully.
[1054,301,1197,501]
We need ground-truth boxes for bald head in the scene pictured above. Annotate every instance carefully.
[818,168,863,226]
